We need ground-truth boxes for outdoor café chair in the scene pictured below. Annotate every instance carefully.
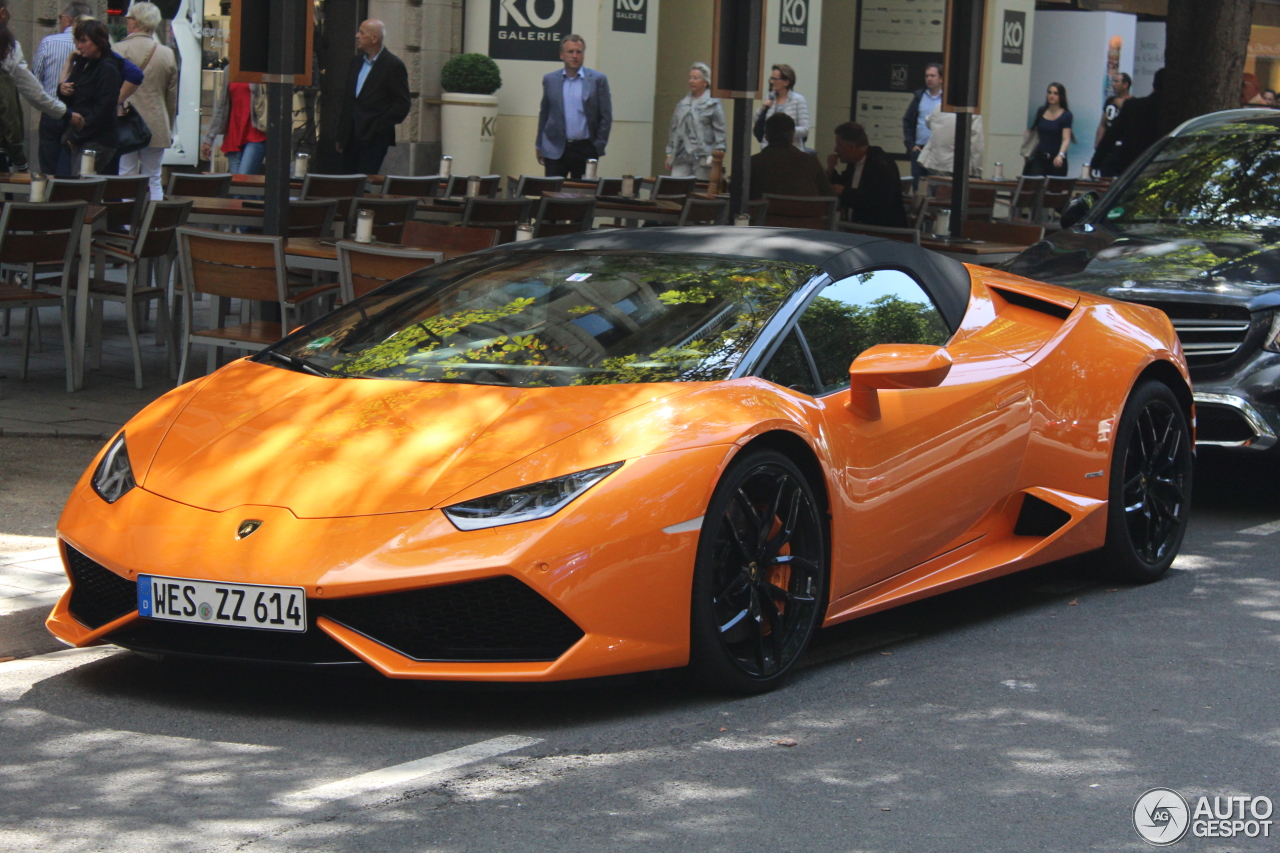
[382,174,446,199]
[400,221,500,255]
[761,194,839,230]
[461,197,532,244]
[285,198,340,239]
[531,196,596,238]
[89,199,192,388]
[337,241,444,303]
[678,196,729,226]
[166,172,232,199]
[511,175,564,198]
[650,175,698,200]
[344,197,420,243]
[0,201,88,392]
[443,174,502,198]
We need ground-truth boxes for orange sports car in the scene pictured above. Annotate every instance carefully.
[47,228,1194,693]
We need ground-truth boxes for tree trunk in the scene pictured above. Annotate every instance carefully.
[1160,0,1255,136]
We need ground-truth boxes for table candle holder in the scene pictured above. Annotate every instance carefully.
[992,162,1005,182]
[585,159,598,179]
[294,152,309,179]
[354,209,375,243]
[440,156,452,178]
[620,174,635,198]
[466,176,481,197]
[80,149,96,176]
[734,213,751,227]
[29,173,47,203]
[515,223,534,241]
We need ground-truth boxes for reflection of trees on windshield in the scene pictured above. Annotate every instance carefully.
[1111,128,1280,225]
[802,291,950,391]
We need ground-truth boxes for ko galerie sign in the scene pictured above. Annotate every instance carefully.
[489,0,573,61]
[779,0,808,45]
[613,0,646,33]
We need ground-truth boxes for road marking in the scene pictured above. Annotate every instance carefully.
[275,734,543,808]
[1240,520,1280,536]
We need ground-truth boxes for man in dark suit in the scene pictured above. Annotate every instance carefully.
[536,35,612,179]
[827,121,909,228]
[749,113,832,199]
[335,19,411,174]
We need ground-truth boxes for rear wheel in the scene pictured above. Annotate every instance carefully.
[688,450,826,694]
[1100,380,1193,582]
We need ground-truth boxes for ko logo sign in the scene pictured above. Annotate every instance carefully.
[780,0,808,46]
[489,0,573,61]
[613,0,646,33]
[1002,10,1025,65]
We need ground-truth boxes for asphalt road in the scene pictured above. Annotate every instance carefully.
[2,438,1279,852]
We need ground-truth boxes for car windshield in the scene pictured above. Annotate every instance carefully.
[266,251,819,387]
[1103,125,1280,226]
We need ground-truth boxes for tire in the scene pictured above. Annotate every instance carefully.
[688,449,827,694]
[1100,379,1193,583]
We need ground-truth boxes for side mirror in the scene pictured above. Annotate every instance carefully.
[847,344,953,420]
[1059,190,1099,229]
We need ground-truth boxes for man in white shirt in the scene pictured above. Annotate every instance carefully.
[535,35,612,180]
[31,2,91,174]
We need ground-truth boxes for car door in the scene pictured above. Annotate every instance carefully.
[760,268,1033,599]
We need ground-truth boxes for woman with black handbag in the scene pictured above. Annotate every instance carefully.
[55,18,123,176]
[1023,82,1073,177]
[117,2,177,200]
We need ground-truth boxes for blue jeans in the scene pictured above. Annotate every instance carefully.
[225,141,265,175]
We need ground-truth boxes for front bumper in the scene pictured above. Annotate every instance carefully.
[1191,349,1280,450]
[47,445,731,680]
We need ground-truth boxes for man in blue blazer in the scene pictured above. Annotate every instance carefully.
[536,35,612,179]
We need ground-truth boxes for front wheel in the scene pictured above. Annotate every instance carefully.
[688,450,827,694]
[1100,380,1193,582]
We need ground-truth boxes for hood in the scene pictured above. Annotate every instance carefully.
[1002,222,1280,308]
[141,360,688,518]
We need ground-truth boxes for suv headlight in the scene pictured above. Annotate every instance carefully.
[443,463,623,531]
[92,433,136,504]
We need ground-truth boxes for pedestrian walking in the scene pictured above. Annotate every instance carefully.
[1023,82,1072,177]
[664,62,725,181]
[917,111,984,177]
[202,73,266,175]
[31,3,89,173]
[749,113,830,199]
[1098,68,1163,176]
[115,2,177,199]
[902,62,943,188]
[536,34,612,180]
[1091,72,1131,177]
[827,121,908,228]
[335,19,411,175]
[56,18,123,176]
[0,0,69,173]
[755,64,809,149]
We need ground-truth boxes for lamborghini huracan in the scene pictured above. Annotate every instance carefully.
[48,227,1194,693]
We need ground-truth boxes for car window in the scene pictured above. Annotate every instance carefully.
[797,269,950,395]
[760,329,817,395]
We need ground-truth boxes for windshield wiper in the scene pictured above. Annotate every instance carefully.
[261,350,346,378]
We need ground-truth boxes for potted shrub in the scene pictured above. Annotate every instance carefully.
[440,53,502,177]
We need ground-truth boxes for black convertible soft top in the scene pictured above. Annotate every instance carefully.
[492,227,974,330]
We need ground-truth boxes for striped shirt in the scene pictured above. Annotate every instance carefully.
[31,27,76,97]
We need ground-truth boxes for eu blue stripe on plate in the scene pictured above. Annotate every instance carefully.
[137,574,153,615]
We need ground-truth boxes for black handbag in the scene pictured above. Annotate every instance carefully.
[753,106,769,143]
[116,103,152,154]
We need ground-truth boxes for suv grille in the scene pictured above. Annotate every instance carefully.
[321,576,585,662]
[66,546,137,629]
[1130,301,1256,372]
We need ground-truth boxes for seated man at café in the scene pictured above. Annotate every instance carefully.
[749,112,832,199]
[827,121,909,228]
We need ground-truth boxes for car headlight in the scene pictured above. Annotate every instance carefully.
[92,433,136,504]
[442,462,623,531]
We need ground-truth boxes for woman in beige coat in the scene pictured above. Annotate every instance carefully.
[115,2,177,199]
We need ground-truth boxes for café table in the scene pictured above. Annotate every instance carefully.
[179,196,266,228]
[918,236,1027,266]
[283,237,465,274]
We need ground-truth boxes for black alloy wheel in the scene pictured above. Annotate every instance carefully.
[689,449,826,693]
[1102,380,1193,582]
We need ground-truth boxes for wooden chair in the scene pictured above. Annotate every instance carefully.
[761,194,840,230]
[400,221,500,255]
[0,202,87,392]
[337,241,445,303]
[837,221,922,245]
[1041,177,1078,221]
[299,173,368,200]
[88,199,192,388]
[531,197,596,238]
[443,174,503,198]
[166,172,232,199]
[650,175,698,200]
[286,199,339,239]
[1003,175,1045,222]
[98,175,151,244]
[511,175,564,198]
[382,174,445,199]
[47,177,106,205]
[921,178,997,224]
[175,228,308,382]
[594,177,623,196]
[678,196,730,226]
[461,198,532,244]
[345,197,419,243]
[960,220,1045,246]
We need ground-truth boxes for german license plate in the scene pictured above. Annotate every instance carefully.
[137,575,306,633]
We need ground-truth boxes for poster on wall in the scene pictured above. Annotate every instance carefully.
[489,0,574,61]
[613,0,647,33]
[779,0,808,46]
[852,0,944,159]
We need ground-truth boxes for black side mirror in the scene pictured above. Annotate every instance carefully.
[1059,190,1100,229]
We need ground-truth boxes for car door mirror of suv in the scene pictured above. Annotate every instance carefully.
[1059,190,1100,229]
[846,344,953,420]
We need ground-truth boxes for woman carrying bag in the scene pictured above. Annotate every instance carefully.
[56,19,123,176]
[664,62,725,180]
[1023,82,1073,177]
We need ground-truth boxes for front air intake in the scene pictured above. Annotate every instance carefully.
[65,545,137,629]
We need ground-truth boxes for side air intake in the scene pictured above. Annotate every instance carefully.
[1013,493,1073,537]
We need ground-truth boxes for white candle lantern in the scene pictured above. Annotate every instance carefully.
[734,213,751,227]
[294,152,309,178]
[992,162,1005,182]
[354,209,375,243]
[439,156,452,178]
[80,149,96,176]
[466,175,481,197]
[515,223,534,241]
[29,173,47,203]
[584,159,598,179]
[620,174,635,197]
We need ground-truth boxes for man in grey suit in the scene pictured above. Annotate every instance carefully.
[536,35,612,180]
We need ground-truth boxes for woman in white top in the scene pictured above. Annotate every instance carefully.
[664,62,726,181]
[755,63,809,149]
